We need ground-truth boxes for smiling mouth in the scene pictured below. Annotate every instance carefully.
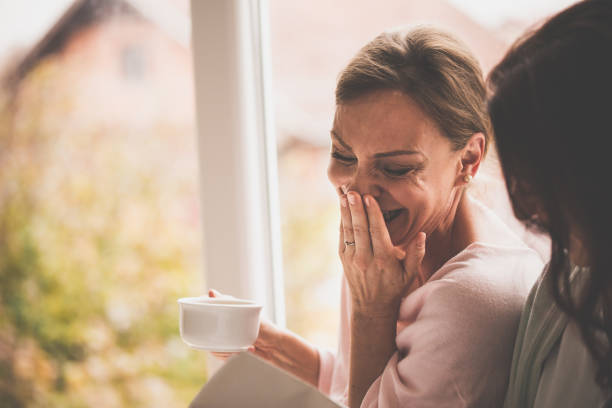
[382,209,403,224]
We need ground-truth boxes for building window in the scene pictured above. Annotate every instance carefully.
[121,44,146,80]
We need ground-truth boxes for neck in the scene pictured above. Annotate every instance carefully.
[421,192,477,278]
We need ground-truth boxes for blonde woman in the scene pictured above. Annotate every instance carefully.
[213,26,541,408]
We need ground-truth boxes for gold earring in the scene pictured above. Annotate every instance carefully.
[464,174,473,183]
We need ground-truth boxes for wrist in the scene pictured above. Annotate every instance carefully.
[351,298,401,321]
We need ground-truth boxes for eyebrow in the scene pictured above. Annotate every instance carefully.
[330,130,422,158]
[330,130,353,152]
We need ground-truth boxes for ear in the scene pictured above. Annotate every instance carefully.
[456,133,485,186]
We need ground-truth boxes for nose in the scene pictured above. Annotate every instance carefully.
[344,168,382,198]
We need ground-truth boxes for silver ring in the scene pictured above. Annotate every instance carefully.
[344,241,356,246]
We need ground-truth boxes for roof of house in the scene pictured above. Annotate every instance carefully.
[3,0,189,87]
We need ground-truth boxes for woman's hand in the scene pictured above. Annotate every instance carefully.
[339,191,426,316]
[207,289,320,387]
[339,191,426,408]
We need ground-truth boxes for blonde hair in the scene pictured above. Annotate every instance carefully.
[336,26,491,152]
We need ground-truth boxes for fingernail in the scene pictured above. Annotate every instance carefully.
[341,195,348,208]
[418,232,426,248]
[341,185,348,194]
[364,196,371,207]
[347,193,356,205]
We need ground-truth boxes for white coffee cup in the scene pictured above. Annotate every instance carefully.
[177,296,262,352]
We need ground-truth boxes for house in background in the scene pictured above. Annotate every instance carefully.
[2,0,194,130]
[2,0,529,148]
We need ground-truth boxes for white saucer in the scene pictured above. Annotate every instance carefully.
[188,344,250,353]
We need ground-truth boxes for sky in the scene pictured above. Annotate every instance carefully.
[0,0,73,60]
[0,0,579,62]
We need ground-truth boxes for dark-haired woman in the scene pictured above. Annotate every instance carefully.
[488,0,612,406]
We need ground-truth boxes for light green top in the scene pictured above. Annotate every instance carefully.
[503,265,610,408]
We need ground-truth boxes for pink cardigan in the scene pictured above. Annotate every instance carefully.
[317,242,542,407]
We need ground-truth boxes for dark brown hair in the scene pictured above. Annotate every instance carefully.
[336,26,491,152]
[488,0,612,392]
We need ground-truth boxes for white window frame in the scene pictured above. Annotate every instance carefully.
[190,0,285,327]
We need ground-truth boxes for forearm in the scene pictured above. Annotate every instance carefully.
[348,309,398,408]
[254,326,320,387]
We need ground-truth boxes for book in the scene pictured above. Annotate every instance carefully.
[190,352,344,408]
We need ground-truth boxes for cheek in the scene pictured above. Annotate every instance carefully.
[327,161,349,186]
[390,178,426,205]
[400,190,428,216]
[391,179,439,218]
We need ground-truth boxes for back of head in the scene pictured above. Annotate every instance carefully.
[488,0,612,391]
[336,26,491,153]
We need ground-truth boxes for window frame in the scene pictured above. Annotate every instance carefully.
[190,0,285,327]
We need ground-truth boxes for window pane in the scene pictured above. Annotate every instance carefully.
[268,0,567,349]
[0,1,203,406]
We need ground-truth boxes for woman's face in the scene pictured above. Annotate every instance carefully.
[328,89,465,247]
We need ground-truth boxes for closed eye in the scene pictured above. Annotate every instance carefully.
[331,151,356,164]
[382,167,415,177]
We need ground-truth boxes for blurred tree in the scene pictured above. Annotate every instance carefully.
[0,57,206,407]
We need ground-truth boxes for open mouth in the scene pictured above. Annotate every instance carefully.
[382,209,403,224]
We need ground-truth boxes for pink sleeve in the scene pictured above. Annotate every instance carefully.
[317,347,336,395]
[318,276,351,403]
[361,271,527,408]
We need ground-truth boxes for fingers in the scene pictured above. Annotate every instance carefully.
[207,289,235,300]
[340,195,355,252]
[411,232,426,265]
[347,192,373,257]
[363,195,394,256]
[401,232,427,285]
[338,203,345,254]
[249,344,272,361]
[210,351,237,360]
[392,247,406,260]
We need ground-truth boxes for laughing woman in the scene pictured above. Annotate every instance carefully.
[319,27,542,408]
[213,27,542,407]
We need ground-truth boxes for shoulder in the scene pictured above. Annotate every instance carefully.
[393,244,542,406]
[432,196,544,299]
[533,320,611,407]
[435,242,542,297]
[400,243,543,326]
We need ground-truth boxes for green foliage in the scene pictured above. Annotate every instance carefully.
[0,59,206,407]
[277,147,341,349]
